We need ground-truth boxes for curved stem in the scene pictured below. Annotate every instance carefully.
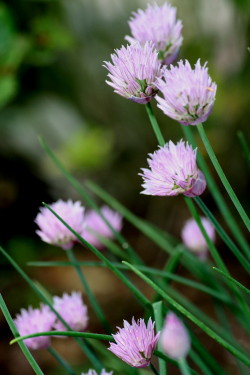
[145,102,165,146]
[197,124,250,231]
[178,358,191,375]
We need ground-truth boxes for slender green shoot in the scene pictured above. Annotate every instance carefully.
[213,268,250,295]
[237,131,250,170]
[178,358,191,375]
[145,102,165,146]
[197,124,250,231]
[48,346,77,375]
[153,301,167,375]
[0,294,44,375]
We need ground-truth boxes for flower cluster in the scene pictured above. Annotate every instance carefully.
[108,317,160,367]
[156,59,217,125]
[35,200,122,250]
[126,2,183,65]
[182,217,215,259]
[104,42,163,104]
[82,370,113,375]
[140,140,206,198]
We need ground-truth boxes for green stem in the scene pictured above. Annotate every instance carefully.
[182,125,249,258]
[189,351,213,375]
[11,332,114,345]
[145,102,165,146]
[150,363,160,375]
[153,302,167,375]
[0,295,44,375]
[47,346,77,375]
[197,124,250,231]
[194,196,250,271]
[213,267,250,295]
[237,131,250,170]
[67,249,111,333]
[178,358,191,375]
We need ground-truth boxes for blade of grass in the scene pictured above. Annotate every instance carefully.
[122,261,250,367]
[153,301,167,375]
[66,248,111,333]
[182,125,249,257]
[213,267,250,295]
[47,346,77,375]
[0,294,44,375]
[197,124,250,231]
[194,196,250,271]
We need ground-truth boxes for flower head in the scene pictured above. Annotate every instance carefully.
[108,317,159,367]
[82,370,113,375]
[35,199,85,250]
[53,291,88,332]
[181,217,215,259]
[140,140,206,197]
[104,42,163,104]
[83,206,122,248]
[156,59,217,125]
[126,2,183,65]
[14,304,56,350]
[160,312,190,360]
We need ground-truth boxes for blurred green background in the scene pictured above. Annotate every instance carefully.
[0,0,249,374]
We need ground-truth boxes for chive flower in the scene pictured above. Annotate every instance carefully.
[140,140,206,197]
[83,206,122,248]
[126,2,183,65]
[82,370,113,375]
[181,217,215,259]
[156,59,217,125]
[108,317,160,367]
[104,41,163,104]
[14,304,56,350]
[53,291,88,332]
[160,312,190,360]
[35,199,86,250]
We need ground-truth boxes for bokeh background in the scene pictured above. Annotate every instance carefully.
[0,0,249,374]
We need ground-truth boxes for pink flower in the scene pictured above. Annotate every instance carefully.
[82,370,113,375]
[160,312,190,360]
[14,304,56,350]
[181,217,215,259]
[35,199,86,250]
[140,140,206,197]
[108,317,160,367]
[156,59,217,125]
[126,3,183,65]
[104,42,163,104]
[53,291,88,332]
[83,206,122,248]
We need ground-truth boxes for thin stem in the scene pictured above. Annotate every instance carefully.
[150,363,160,375]
[182,125,249,257]
[48,346,77,375]
[237,131,250,170]
[0,295,44,375]
[178,358,191,375]
[197,123,250,231]
[67,249,111,333]
[153,302,167,375]
[145,102,165,146]
[213,267,250,295]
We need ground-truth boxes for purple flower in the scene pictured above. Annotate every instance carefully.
[14,304,56,350]
[160,312,190,360]
[126,3,183,65]
[104,42,163,104]
[181,217,215,259]
[83,206,122,248]
[156,59,217,125]
[53,291,88,332]
[108,317,160,368]
[35,199,86,250]
[82,370,113,375]
[140,140,206,197]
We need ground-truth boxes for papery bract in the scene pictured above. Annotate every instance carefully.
[104,42,163,104]
[108,317,159,367]
[140,140,206,197]
[35,199,85,250]
[126,2,183,65]
[156,59,217,125]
